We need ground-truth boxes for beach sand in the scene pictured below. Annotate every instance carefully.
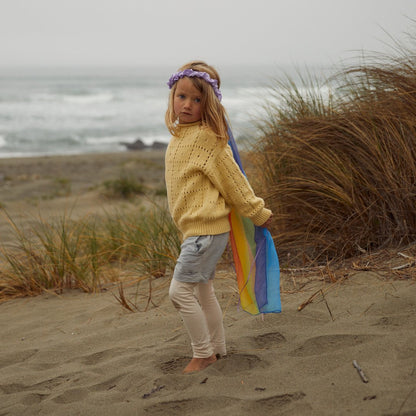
[0,151,166,243]
[1,152,415,415]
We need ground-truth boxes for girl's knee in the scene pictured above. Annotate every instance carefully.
[169,279,193,310]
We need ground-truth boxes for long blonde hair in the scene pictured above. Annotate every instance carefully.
[165,61,229,143]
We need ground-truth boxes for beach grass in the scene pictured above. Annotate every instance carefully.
[100,201,180,276]
[102,170,146,199]
[254,34,416,265]
[0,202,180,302]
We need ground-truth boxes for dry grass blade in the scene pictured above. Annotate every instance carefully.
[113,282,138,312]
[298,274,349,311]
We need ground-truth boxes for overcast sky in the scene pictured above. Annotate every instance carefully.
[1,0,415,69]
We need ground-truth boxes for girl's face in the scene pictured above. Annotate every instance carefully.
[173,78,202,124]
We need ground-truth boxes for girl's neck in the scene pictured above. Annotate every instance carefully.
[178,120,202,128]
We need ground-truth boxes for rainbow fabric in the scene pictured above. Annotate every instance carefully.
[228,128,281,315]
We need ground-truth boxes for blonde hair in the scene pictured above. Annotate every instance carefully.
[165,61,229,143]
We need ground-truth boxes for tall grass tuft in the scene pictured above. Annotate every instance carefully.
[255,34,416,265]
[0,211,115,298]
[0,203,180,303]
[103,170,145,199]
[101,201,181,277]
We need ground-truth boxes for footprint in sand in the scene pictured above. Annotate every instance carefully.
[160,353,265,375]
[245,391,307,412]
[77,347,141,369]
[0,349,38,370]
[79,348,124,365]
[144,391,308,415]
[0,374,70,395]
[213,353,266,375]
[144,396,241,415]
[253,331,286,349]
[160,356,190,374]
[32,375,72,391]
[52,387,89,404]
[0,383,28,395]
[289,334,379,357]
[21,392,49,405]
[373,314,414,328]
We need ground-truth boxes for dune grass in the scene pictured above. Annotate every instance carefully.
[0,211,105,297]
[254,35,416,265]
[102,170,146,199]
[0,202,180,303]
[101,202,180,277]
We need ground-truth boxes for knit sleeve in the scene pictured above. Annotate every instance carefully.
[204,143,272,226]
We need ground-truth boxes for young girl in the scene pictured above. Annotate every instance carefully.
[165,61,273,374]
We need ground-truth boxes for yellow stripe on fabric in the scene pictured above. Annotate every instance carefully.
[229,210,260,314]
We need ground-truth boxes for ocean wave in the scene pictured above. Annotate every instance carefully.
[33,92,114,104]
[86,132,170,147]
[86,134,133,145]
[62,93,114,104]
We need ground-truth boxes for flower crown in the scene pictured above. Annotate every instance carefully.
[167,68,222,101]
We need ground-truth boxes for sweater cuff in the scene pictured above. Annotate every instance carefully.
[251,208,272,227]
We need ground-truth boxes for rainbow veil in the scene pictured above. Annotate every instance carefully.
[227,127,281,315]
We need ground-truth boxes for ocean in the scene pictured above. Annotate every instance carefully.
[0,65,283,159]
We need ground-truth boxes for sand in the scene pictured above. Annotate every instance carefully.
[1,152,415,415]
[0,151,166,243]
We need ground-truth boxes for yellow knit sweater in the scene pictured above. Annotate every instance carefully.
[165,122,272,239]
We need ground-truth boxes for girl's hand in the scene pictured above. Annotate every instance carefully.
[261,214,273,228]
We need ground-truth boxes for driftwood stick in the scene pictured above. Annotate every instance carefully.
[353,360,369,383]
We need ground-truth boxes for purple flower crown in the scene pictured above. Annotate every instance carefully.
[167,69,222,101]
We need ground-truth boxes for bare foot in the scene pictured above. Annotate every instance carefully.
[183,354,217,374]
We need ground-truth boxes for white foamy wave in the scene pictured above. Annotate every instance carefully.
[141,133,170,146]
[32,93,60,102]
[0,134,6,147]
[32,92,114,104]
[62,93,114,104]
[86,134,132,145]
[86,133,170,148]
